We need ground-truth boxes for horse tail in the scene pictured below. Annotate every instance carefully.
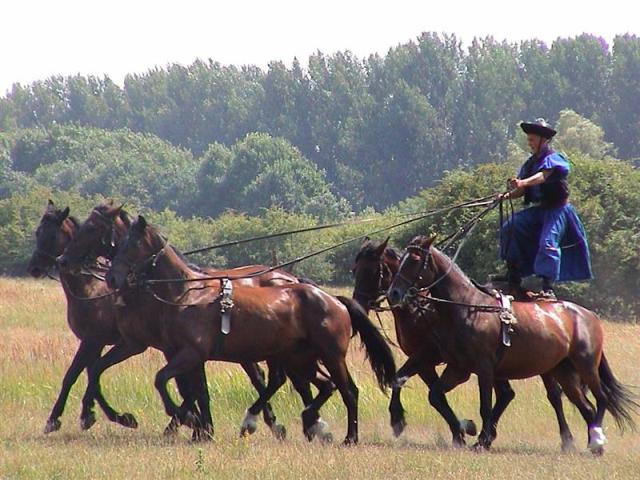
[599,353,639,432]
[336,296,396,392]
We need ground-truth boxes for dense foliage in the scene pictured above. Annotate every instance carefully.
[1,33,638,320]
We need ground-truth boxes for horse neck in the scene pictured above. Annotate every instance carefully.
[427,248,490,306]
[59,219,103,297]
[383,249,400,277]
[149,241,204,301]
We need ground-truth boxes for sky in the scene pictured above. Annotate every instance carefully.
[1,0,638,95]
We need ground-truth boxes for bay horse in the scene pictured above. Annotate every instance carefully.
[352,237,476,443]
[353,237,576,450]
[387,235,638,453]
[100,215,395,444]
[26,201,147,433]
[57,201,331,439]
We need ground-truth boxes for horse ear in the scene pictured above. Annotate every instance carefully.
[60,207,70,220]
[360,236,371,247]
[118,208,130,225]
[375,236,390,256]
[137,215,148,230]
[46,199,55,211]
[419,235,436,248]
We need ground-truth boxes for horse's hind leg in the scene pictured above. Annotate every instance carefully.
[301,371,336,442]
[320,355,359,445]
[551,360,598,451]
[569,355,610,454]
[240,362,287,438]
[45,339,104,433]
[541,372,575,452]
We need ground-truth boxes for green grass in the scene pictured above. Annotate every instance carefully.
[1,278,639,479]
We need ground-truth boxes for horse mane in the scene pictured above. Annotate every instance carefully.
[410,235,480,291]
[94,201,133,227]
[142,222,204,273]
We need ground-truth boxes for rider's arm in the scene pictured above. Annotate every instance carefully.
[517,169,554,188]
[501,169,553,200]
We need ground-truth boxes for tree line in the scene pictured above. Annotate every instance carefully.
[1,33,639,210]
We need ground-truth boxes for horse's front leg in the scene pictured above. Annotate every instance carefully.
[154,348,203,432]
[427,365,471,447]
[389,353,425,437]
[81,341,146,430]
[475,366,496,450]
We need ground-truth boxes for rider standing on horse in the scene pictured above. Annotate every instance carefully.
[497,118,593,298]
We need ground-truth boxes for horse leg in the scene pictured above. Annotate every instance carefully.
[163,372,201,436]
[389,353,424,438]
[44,339,104,434]
[427,365,471,447]
[80,341,146,430]
[541,372,575,452]
[486,380,516,443]
[188,365,214,442]
[569,355,611,455]
[473,366,496,451]
[321,355,359,445]
[552,361,598,451]
[240,362,287,439]
[301,373,336,443]
[153,349,204,430]
[240,361,283,436]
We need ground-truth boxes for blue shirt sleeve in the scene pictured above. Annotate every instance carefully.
[539,152,570,178]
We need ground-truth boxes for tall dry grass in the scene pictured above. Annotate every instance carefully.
[1,278,639,479]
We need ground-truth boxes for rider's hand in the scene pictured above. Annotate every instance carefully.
[508,177,521,190]
[497,192,510,201]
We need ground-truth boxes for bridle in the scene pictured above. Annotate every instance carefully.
[352,256,391,311]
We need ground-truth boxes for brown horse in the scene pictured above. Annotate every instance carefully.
[353,237,577,450]
[26,201,142,433]
[387,235,638,453]
[101,215,395,444]
[57,201,330,439]
[352,237,476,443]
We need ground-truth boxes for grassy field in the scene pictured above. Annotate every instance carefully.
[1,277,639,479]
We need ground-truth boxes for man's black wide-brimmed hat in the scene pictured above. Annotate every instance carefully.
[520,118,557,139]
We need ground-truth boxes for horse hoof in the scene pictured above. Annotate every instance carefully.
[116,413,138,429]
[80,412,96,431]
[192,429,214,443]
[240,411,259,437]
[342,437,357,446]
[319,432,334,444]
[590,446,604,457]
[561,439,576,453]
[392,419,407,438]
[471,441,490,452]
[460,419,477,437]
[271,424,287,441]
[44,418,61,434]
[164,418,180,436]
[305,418,329,442]
[182,411,200,430]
